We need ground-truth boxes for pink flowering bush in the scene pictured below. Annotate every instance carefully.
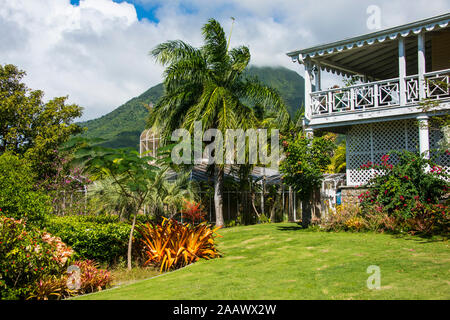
[0,215,73,299]
[358,151,448,219]
[356,150,449,235]
[0,215,113,300]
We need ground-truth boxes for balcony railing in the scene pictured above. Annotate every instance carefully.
[310,69,450,116]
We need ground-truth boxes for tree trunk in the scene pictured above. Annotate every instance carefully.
[313,187,322,220]
[214,165,225,227]
[301,190,313,228]
[127,212,137,270]
[269,191,279,222]
[288,186,295,222]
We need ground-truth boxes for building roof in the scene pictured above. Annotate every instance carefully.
[287,13,450,79]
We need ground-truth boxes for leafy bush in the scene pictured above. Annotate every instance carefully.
[45,215,133,265]
[0,215,73,299]
[358,151,448,219]
[137,218,221,272]
[279,134,335,199]
[27,275,72,300]
[406,202,449,235]
[0,153,52,227]
[321,205,364,232]
[72,260,112,294]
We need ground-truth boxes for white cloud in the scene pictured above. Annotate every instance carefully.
[0,0,449,120]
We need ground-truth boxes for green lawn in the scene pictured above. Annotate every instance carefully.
[74,223,450,300]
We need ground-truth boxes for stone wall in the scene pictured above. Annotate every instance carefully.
[340,186,368,206]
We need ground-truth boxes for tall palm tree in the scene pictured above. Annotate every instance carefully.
[149,18,289,227]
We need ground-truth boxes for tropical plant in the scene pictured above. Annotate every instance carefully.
[181,200,207,224]
[136,218,221,272]
[27,275,73,300]
[27,260,113,300]
[87,177,134,220]
[327,140,346,173]
[72,260,113,294]
[145,169,197,220]
[71,140,162,270]
[148,18,289,227]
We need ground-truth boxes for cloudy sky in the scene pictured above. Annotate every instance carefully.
[1,0,449,121]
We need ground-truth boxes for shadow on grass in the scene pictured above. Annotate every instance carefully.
[276,223,304,232]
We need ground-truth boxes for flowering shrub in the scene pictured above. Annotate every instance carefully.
[0,215,73,299]
[358,151,449,219]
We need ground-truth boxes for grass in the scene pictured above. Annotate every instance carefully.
[74,223,450,300]
[109,266,160,287]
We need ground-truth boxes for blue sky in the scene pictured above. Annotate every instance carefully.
[70,0,161,22]
[1,0,449,121]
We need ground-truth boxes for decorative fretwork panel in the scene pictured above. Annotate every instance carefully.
[406,76,419,103]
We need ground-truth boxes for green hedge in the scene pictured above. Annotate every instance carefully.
[45,215,132,265]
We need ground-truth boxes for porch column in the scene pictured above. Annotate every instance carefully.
[304,60,313,121]
[417,115,430,159]
[418,32,426,99]
[398,37,407,105]
[314,63,321,92]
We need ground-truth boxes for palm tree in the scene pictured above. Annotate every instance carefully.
[327,140,346,173]
[145,169,197,220]
[149,18,289,227]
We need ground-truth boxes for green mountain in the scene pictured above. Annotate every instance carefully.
[78,66,304,149]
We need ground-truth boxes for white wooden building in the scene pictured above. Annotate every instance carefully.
[287,13,450,188]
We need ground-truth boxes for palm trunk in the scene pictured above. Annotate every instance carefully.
[214,165,225,227]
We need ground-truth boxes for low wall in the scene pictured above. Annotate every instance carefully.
[340,186,369,206]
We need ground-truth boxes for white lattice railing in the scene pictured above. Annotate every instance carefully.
[425,69,450,100]
[311,68,450,116]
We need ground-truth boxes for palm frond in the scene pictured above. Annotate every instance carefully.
[151,40,202,66]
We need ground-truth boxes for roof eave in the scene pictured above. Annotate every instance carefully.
[287,12,450,59]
